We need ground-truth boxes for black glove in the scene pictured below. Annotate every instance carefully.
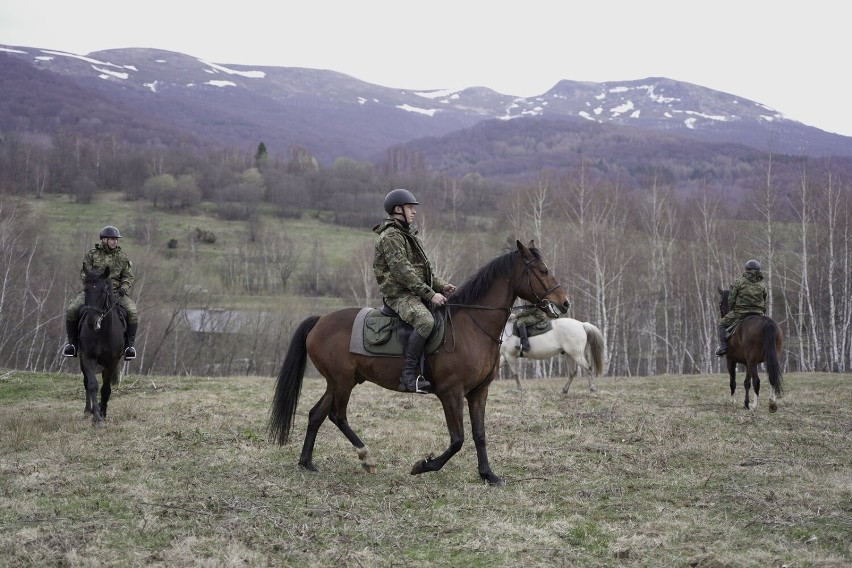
[118,289,126,297]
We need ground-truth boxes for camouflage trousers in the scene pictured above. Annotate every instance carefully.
[385,295,435,337]
[66,291,139,324]
[720,310,762,329]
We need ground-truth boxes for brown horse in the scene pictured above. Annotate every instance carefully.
[718,288,783,412]
[269,240,570,485]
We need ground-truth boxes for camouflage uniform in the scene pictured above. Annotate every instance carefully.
[373,217,448,337]
[513,304,548,353]
[516,306,548,327]
[66,242,138,324]
[720,269,767,328]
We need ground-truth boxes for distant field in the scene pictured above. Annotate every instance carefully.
[23,192,491,310]
[27,191,378,266]
[2,370,849,567]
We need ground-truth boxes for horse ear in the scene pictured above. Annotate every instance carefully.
[718,287,723,295]
[516,240,532,257]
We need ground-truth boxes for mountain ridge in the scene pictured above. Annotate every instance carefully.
[2,43,852,180]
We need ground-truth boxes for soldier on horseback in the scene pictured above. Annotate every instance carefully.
[373,189,456,393]
[716,259,767,356]
[513,304,550,354]
[62,226,140,360]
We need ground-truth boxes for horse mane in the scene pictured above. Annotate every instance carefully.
[449,248,540,313]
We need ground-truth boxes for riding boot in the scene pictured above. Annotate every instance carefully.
[398,330,431,394]
[715,324,728,356]
[62,319,78,357]
[516,324,531,354]
[124,322,138,360]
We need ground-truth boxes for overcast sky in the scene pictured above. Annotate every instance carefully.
[2,1,849,136]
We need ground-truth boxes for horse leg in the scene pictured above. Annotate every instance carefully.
[327,389,376,474]
[411,393,465,477]
[743,372,752,410]
[505,351,522,390]
[561,356,577,394]
[82,368,93,419]
[727,358,738,407]
[81,361,105,427]
[750,364,761,412]
[100,371,112,420]
[299,391,334,472]
[466,384,504,486]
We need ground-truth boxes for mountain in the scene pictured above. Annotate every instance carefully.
[3,43,852,178]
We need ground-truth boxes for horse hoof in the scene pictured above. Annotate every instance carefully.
[362,463,377,474]
[411,460,427,475]
[93,419,106,429]
[483,474,505,486]
[769,401,778,413]
[299,462,318,473]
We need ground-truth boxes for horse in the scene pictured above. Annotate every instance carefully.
[500,317,606,393]
[77,267,126,427]
[718,288,783,412]
[268,240,570,486]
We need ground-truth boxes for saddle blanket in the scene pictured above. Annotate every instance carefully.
[513,319,552,338]
[349,307,444,357]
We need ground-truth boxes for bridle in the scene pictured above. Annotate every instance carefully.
[522,254,563,311]
[444,251,566,346]
[85,278,117,330]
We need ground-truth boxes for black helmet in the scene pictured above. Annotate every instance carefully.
[99,226,122,239]
[745,259,761,270]
[384,189,419,215]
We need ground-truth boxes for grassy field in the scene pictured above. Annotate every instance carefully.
[1,369,850,567]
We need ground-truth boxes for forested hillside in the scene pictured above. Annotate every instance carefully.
[2,127,851,376]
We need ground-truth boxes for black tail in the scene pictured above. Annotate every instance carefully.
[268,316,321,445]
[763,319,783,397]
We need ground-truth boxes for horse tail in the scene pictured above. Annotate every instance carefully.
[583,322,606,376]
[763,319,783,397]
[268,315,320,446]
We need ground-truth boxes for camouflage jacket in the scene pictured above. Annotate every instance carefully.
[728,269,767,315]
[80,242,134,295]
[372,218,447,302]
[516,306,548,326]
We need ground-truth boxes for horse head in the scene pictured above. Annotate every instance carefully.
[516,240,570,318]
[83,267,115,328]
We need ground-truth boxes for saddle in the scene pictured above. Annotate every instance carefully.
[513,319,552,338]
[349,304,445,357]
[724,313,761,338]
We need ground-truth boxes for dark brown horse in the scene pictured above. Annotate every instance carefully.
[718,288,783,412]
[269,240,570,485]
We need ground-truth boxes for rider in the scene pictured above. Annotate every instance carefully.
[62,226,140,360]
[373,189,456,394]
[514,303,549,354]
[715,259,767,356]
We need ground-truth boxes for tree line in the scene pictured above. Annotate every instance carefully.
[1,130,850,377]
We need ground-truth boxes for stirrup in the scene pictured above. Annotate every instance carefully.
[62,344,77,358]
[124,346,137,360]
[399,374,431,394]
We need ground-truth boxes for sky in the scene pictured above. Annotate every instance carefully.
[2,1,850,137]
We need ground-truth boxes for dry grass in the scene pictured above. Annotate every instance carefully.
[1,369,850,567]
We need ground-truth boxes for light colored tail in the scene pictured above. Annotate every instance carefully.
[582,322,606,376]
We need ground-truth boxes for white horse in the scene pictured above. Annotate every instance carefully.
[500,317,606,393]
